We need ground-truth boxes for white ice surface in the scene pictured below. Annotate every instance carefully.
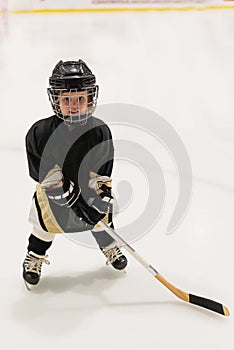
[0,9,234,350]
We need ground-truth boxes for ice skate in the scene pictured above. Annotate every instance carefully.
[22,251,50,290]
[101,243,128,271]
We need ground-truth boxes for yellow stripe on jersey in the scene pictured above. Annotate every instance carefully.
[36,183,64,234]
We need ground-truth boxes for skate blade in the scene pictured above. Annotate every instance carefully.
[111,265,127,274]
[24,280,35,291]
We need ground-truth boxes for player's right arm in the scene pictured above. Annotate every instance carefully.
[25,120,54,182]
[25,123,42,182]
[26,122,80,208]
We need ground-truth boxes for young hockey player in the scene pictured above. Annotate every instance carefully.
[23,59,128,289]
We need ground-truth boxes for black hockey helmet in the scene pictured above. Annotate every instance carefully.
[47,60,99,125]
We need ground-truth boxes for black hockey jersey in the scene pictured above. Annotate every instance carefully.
[26,115,114,233]
[26,115,114,185]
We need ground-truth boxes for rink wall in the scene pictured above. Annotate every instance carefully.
[7,0,234,12]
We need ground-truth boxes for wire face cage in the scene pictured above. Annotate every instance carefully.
[47,86,99,125]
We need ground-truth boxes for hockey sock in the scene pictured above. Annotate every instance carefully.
[27,234,53,256]
[91,229,115,248]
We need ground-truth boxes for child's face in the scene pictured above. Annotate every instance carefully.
[58,90,88,117]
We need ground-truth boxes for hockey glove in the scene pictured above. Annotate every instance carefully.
[41,170,80,208]
[86,192,113,225]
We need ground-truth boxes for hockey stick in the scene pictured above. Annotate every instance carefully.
[99,221,230,316]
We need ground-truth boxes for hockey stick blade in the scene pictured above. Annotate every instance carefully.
[156,274,230,316]
[189,294,229,316]
[99,221,230,316]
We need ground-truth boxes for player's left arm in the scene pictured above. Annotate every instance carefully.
[83,124,115,224]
